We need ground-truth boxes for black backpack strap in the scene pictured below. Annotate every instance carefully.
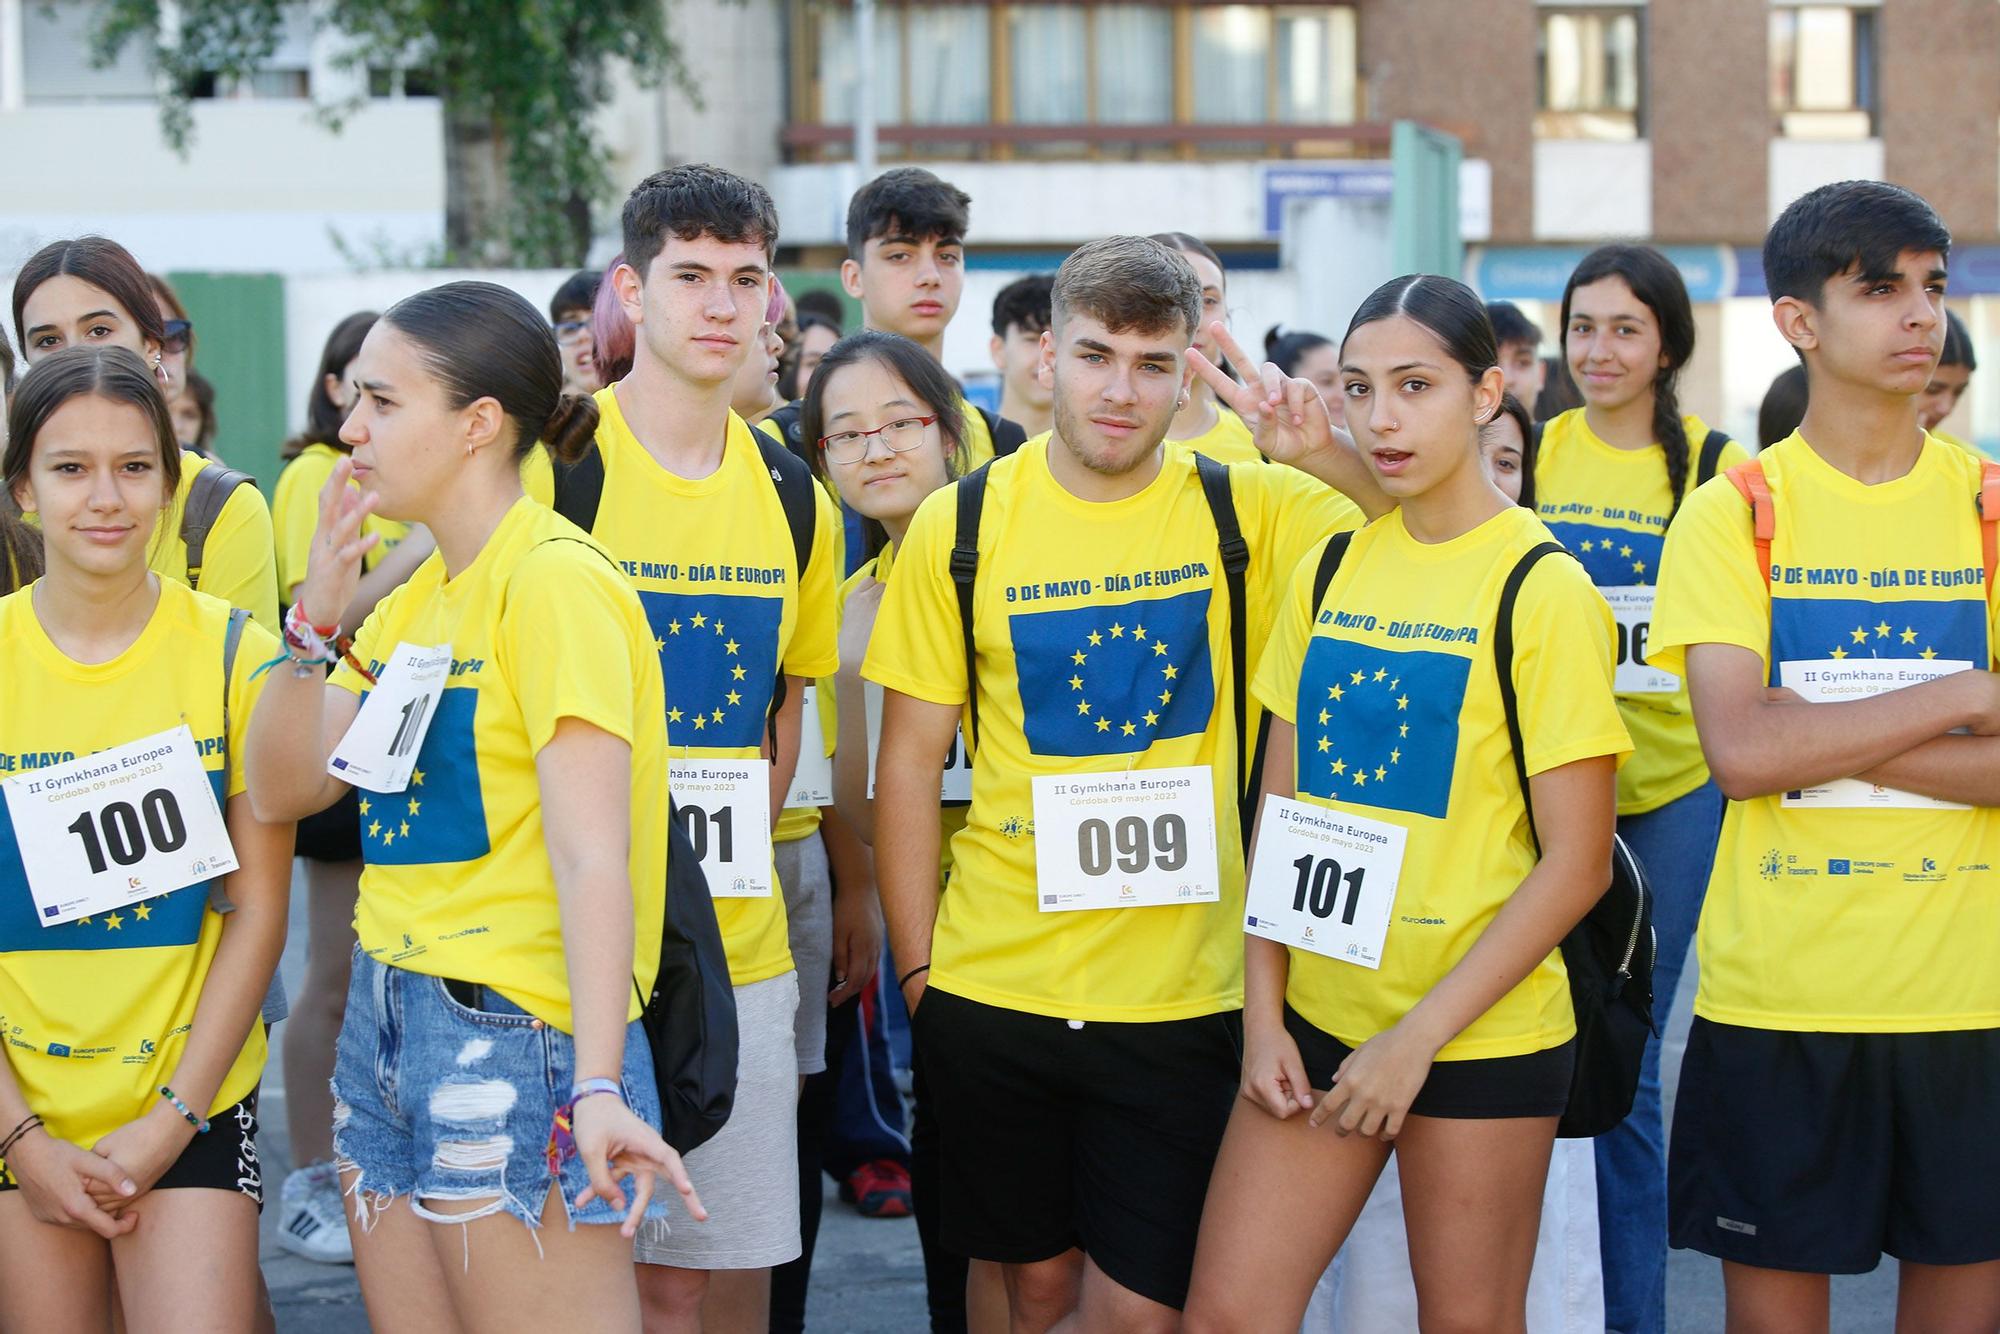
[1529,419,1546,451]
[550,442,606,533]
[1493,541,1575,858]
[754,430,820,757]
[950,463,993,750]
[981,406,1028,459]
[1695,429,1730,488]
[1193,454,1253,837]
[763,400,814,471]
[210,607,251,913]
[1311,530,1356,613]
[181,463,254,591]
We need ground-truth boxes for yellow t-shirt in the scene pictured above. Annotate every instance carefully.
[330,497,669,1032]
[863,438,1361,1021]
[1651,431,2000,1033]
[1533,409,1748,815]
[842,541,968,883]
[1174,403,1262,466]
[1254,507,1632,1059]
[0,580,275,1148]
[157,452,280,631]
[563,388,842,987]
[272,443,413,596]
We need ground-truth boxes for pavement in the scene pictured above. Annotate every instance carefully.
[260,869,1900,1332]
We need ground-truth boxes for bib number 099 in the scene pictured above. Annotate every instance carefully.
[1289,853,1365,925]
[1076,813,1187,877]
[67,789,187,875]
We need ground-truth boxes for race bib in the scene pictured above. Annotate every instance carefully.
[670,760,775,897]
[1243,796,1408,967]
[3,725,238,927]
[1603,587,1676,695]
[784,685,834,810]
[1779,658,1973,809]
[864,681,973,803]
[1030,766,1220,912]
[328,642,451,794]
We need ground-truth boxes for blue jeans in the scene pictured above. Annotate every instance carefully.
[1594,780,1724,1334]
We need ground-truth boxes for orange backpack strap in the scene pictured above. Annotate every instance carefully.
[1725,460,1775,591]
[1978,461,2000,602]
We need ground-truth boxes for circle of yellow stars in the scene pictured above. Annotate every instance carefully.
[359,771,425,847]
[1316,666,1405,789]
[1577,537,1646,580]
[1069,621,1175,739]
[659,611,746,731]
[1830,620,1933,661]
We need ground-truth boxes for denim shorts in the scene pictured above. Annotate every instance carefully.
[330,946,668,1233]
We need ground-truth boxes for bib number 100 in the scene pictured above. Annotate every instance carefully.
[68,790,187,875]
[1290,853,1366,925]
[1077,814,1187,876]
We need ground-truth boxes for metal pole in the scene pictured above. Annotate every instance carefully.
[854,0,878,177]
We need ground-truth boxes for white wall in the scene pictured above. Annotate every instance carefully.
[1533,139,1652,240]
[0,101,445,273]
[1768,138,1885,224]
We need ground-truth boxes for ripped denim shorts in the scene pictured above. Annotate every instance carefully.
[330,945,668,1234]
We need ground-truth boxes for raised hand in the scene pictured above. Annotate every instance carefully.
[299,458,380,628]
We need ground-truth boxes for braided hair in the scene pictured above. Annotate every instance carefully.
[1561,245,1698,519]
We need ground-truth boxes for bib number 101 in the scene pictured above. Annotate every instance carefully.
[1289,853,1365,924]
[67,790,187,875]
[675,803,735,863]
[1077,813,1187,877]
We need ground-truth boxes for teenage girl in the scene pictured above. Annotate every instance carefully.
[265,310,433,1264]
[1151,233,1262,465]
[1536,244,1746,1333]
[1182,275,1629,1334]
[12,236,278,629]
[244,281,700,1332]
[1917,309,1977,450]
[0,346,293,1331]
[814,330,1008,1334]
[1266,326,1340,408]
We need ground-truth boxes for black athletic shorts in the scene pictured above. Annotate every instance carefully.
[1284,1005,1574,1119]
[1669,1018,2000,1272]
[911,988,1240,1311]
[0,1089,263,1207]
[295,784,363,863]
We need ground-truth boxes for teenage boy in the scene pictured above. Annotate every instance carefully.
[535,164,842,1334]
[1486,300,1547,412]
[549,267,603,396]
[990,273,1055,438]
[1652,179,2000,1332]
[864,235,1380,1330]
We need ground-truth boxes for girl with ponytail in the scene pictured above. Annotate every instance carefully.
[1539,244,1746,1334]
[246,281,700,1330]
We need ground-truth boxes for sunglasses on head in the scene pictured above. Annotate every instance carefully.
[162,318,193,354]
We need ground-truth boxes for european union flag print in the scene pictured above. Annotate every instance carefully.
[362,687,490,866]
[0,771,222,952]
[641,591,782,748]
[1545,522,1663,587]
[1770,595,1989,684]
[1009,589,1215,757]
[1296,636,1469,820]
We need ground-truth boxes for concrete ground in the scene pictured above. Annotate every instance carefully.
[260,870,1900,1331]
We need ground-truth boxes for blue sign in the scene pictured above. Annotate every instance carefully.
[1470,246,1736,303]
[1262,164,1394,235]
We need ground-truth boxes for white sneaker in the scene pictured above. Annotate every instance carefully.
[276,1161,354,1264]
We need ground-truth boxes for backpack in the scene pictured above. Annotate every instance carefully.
[1308,532,1656,1140]
[548,435,820,1154]
[1725,456,2000,605]
[181,462,256,592]
[950,451,1260,840]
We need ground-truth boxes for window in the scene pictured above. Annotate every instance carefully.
[188,3,315,101]
[22,0,156,103]
[793,1,1357,163]
[1770,3,1876,139]
[1536,7,1643,140]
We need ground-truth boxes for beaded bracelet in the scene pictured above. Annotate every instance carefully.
[159,1085,209,1133]
[0,1113,43,1160]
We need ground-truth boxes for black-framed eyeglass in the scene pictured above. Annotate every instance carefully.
[818,415,940,466]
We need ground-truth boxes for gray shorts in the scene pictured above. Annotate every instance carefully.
[634,970,803,1270]
[776,833,831,1075]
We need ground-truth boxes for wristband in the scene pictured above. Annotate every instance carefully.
[159,1085,209,1133]
[0,1113,42,1160]
[570,1077,625,1105]
[899,964,930,990]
